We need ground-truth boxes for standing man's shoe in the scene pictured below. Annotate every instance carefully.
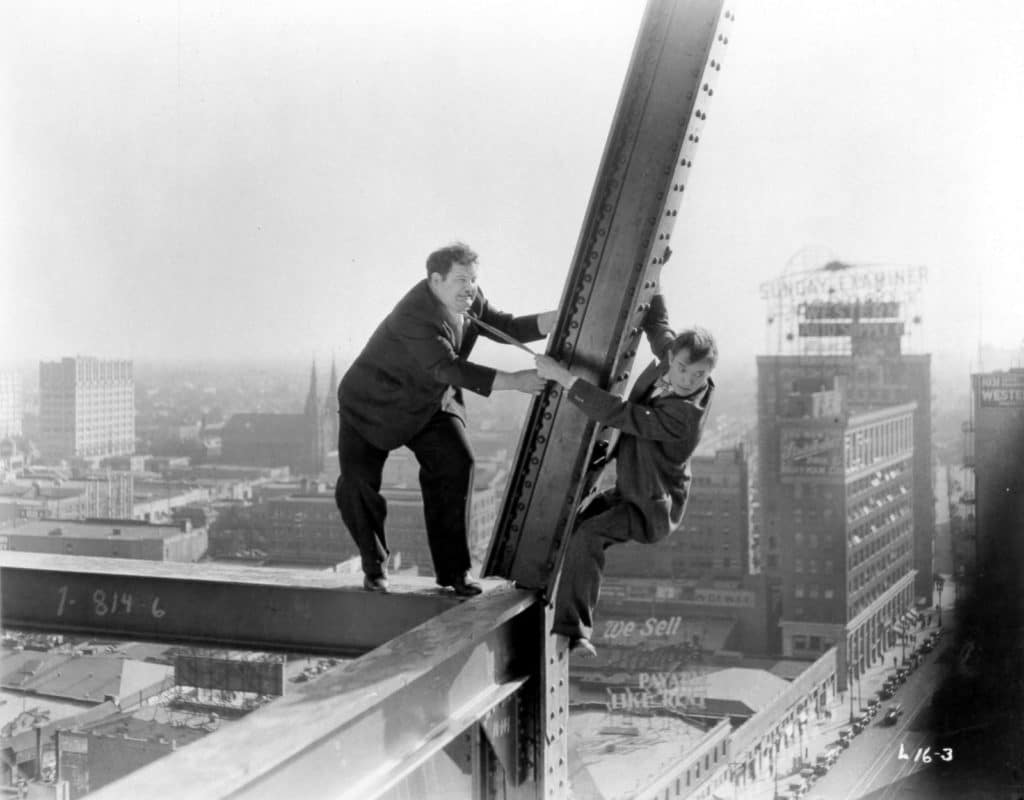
[363,574,390,592]
[441,574,482,597]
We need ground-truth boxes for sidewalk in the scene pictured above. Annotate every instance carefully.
[731,611,946,800]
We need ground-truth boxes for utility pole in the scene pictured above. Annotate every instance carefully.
[848,666,855,722]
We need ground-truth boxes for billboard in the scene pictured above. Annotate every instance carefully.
[174,653,285,696]
[780,429,844,476]
[978,372,1024,407]
[798,321,905,339]
[801,300,901,319]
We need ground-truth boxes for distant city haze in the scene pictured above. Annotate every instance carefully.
[3,0,1022,368]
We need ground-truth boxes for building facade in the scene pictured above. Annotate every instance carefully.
[603,444,750,581]
[0,518,207,562]
[38,357,135,461]
[757,352,932,601]
[219,361,336,477]
[968,368,1024,569]
[761,368,917,684]
[0,370,23,438]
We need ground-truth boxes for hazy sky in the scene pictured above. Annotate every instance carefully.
[4,0,1023,372]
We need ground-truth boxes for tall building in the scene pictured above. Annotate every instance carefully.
[767,375,917,679]
[604,443,750,580]
[968,368,1024,569]
[0,369,23,438]
[758,260,934,602]
[38,357,135,461]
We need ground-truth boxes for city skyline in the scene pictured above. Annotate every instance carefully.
[4,1,1023,369]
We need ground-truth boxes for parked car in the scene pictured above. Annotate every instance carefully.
[813,761,829,777]
[858,709,873,728]
[882,704,904,725]
[920,639,934,653]
[839,728,854,746]
[878,685,895,700]
[866,698,881,714]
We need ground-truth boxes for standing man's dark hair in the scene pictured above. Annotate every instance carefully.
[335,243,558,595]
[426,242,478,279]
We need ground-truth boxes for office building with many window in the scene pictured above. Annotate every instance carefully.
[38,357,135,461]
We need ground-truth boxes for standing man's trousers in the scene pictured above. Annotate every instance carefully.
[335,411,475,584]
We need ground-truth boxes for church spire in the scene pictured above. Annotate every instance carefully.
[326,355,339,412]
[304,359,320,418]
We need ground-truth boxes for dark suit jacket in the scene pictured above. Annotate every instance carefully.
[340,279,545,450]
[563,295,714,542]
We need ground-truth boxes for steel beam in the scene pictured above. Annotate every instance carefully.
[0,552,480,656]
[85,584,544,800]
[485,0,737,595]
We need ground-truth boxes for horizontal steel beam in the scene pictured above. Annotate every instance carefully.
[85,584,541,800]
[0,552,487,656]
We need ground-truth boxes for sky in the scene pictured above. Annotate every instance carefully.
[3,0,1023,373]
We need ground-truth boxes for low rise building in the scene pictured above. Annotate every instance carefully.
[0,518,208,562]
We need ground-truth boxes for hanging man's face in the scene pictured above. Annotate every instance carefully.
[429,261,478,315]
[666,347,713,396]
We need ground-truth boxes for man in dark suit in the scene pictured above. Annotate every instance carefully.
[535,295,716,654]
[337,242,556,595]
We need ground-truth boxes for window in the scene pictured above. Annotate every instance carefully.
[795,559,803,573]
[794,583,805,598]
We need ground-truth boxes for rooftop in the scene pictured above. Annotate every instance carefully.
[568,708,710,800]
[8,519,186,540]
[0,652,173,704]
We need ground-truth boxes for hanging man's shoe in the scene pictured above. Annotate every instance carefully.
[363,573,390,592]
[440,573,483,597]
[569,637,598,658]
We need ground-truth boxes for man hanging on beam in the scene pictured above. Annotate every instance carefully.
[336,242,557,595]
[535,295,717,655]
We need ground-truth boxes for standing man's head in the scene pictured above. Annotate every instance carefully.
[427,242,479,315]
[665,327,717,396]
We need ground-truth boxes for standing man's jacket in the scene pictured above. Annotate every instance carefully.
[562,295,714,542]
[340,279,545,451]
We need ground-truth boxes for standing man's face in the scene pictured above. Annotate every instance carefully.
[430,261,479,315]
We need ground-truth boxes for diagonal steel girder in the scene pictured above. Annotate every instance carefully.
[485,0,736,594]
